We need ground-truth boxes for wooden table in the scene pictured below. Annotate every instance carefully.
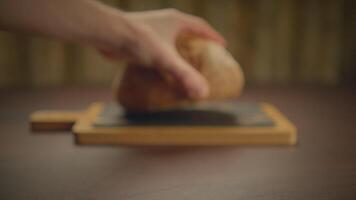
[1,86,355,200]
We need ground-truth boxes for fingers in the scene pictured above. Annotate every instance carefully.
[132,29,210,99]
[157,47,209,99]
[180,15,226,46]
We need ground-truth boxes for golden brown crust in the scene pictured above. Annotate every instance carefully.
[114,35,244,112]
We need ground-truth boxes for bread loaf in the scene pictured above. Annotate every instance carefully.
[114,35,244,112]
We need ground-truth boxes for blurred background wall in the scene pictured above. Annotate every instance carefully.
[0,0,355,88]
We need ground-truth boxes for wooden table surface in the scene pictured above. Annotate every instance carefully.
[0,86,355,200]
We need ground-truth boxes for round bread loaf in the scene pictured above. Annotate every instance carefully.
[114,35,244,112]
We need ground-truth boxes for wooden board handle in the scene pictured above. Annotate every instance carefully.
[30,110,83,131]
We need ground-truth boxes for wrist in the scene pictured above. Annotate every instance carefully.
[89,8,141,56]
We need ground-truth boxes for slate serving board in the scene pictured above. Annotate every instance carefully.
[93,102,274,127]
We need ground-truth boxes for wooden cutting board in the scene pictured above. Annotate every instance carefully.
[30,102,297,146]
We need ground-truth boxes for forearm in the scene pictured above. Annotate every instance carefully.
[0,0,135,48]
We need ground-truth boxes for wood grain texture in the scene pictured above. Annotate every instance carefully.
[30,110,83,131]
[28,38,65,86]
[341,0,356,85]
[72,102,296,146]
[0,0,353,87]
[254,0,276,83]
[29,101,297,146]
[1,86,355,200]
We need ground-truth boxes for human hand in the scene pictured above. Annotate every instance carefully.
[99,9,226,99]
[0,0,225,99]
